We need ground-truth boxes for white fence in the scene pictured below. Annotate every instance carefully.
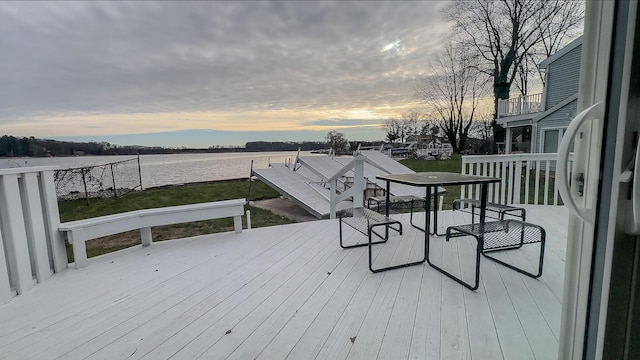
[0,167,67,304]
[461,153,570,206]
[497,93,543,117]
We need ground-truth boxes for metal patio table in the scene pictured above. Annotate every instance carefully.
[375,172,501,277]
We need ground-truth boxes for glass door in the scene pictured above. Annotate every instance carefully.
[558,1,640,358]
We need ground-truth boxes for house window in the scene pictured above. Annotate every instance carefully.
[542,129,562,153]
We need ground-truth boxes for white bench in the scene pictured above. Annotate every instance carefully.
[59,198,246,268]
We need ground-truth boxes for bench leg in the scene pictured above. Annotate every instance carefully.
[471,205,476,224]
[368,221,433,274]
[339,218,390,249]
[68,232,88,269]
[410,196,443,235]
[409,199,424,232]
[233,215,243,234]
[430,229,482,290]
[141,227,152,247]
[482,229,545,278]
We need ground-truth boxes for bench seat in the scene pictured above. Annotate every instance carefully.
[452,198,526,223]
[338,207,403,272]
[366,195,422,212]
[59,199,246,268]
[444,219,546,290]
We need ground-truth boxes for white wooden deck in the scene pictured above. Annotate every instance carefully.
[0,205,567,360]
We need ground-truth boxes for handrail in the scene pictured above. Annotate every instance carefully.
[461,152,571,206]
[497,93,543,117]
[0,166,59,176]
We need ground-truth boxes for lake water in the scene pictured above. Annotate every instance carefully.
[0,151,313,189]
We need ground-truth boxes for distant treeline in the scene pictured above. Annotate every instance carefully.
[0,135,244,157]
[244,141,325,151]
[0,135,383,157]
[244,141,384,152]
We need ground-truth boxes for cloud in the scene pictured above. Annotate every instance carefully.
[0,1,450,143]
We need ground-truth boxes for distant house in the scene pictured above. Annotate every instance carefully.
[404,134,453,160]
[496,36,582,154]
[405,134,451,148]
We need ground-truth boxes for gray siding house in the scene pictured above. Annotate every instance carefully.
[496,36,582,154]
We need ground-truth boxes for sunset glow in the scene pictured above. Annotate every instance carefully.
[0,1,451,146]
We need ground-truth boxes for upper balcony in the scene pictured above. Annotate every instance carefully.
[497,93,543,118]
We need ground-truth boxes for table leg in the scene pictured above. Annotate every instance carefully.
[369,182,428,273]
[425,185,432,265]
[427,183,487,291]
[385,180,390,239]
[410,186,444,236]
[432,189,441,236]
[479,183,489,232]
[385,180,390,217]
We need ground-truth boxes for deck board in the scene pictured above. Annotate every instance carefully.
[0,205,567,360]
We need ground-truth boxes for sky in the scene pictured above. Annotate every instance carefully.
[0,1,451,148]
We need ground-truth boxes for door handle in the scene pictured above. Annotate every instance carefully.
[557,102,603,223]
[620,132,640,234]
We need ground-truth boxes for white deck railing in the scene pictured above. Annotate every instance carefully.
[461,153,570,206]
[497,93,543,117]
[0,167,67,303]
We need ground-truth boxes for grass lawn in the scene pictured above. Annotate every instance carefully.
[400,154,463,210]
[59,179,294,260]
[59,156,468,260]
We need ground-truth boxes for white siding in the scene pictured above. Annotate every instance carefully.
[535,100,578,152]
[545,44,582,109]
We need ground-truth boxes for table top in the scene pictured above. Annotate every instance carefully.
[376,172,500,186]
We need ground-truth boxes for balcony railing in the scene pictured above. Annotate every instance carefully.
[1,154,571,303]
[497,93,543,118]
[0,167,67,304]
[460,153,572,206]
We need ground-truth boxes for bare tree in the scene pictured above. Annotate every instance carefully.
[469,119,494,142]
[383,119,403,143]
[415,43,486,153]
[325,130,348,151]
[383,110,426,143]
[401,109,423,140]
[421,119,441,136]
[516,1,584,94]
[443,0,584,150]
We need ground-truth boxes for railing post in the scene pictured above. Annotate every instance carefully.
[0,174,35,295]
[20,172,52,282]
[353,156,365,208]
[329,179,337,219]
[40,170,67,273]
[524,160,531,205]
[0,228,10,303]
[460,156,467,199]
[0,167,67,302]
[513,161,523,204]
